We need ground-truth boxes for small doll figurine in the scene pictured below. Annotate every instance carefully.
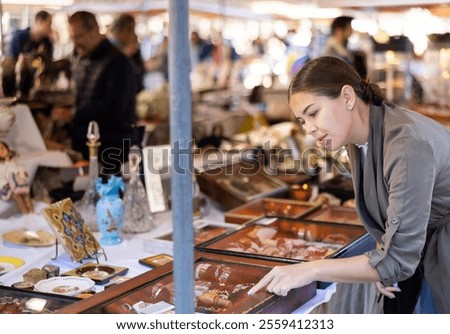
[0,141,34,214]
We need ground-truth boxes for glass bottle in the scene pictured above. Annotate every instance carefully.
[77,121,101,231]
[122,148,153,233]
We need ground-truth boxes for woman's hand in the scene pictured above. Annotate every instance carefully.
[247,263,314,297]
[375,282,401,299]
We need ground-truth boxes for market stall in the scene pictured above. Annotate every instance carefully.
[0,0,448,315]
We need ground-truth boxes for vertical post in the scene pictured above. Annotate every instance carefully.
[168,0,194,313]
[0,1,4,56]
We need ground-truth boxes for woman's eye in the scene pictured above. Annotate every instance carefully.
[309,110,318,118]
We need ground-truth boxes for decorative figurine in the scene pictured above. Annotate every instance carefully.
[0,141,33,214]
[96,176,125,245]
[122,148,153,233]
[77,121,101,231]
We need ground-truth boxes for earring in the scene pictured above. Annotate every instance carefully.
[348,106,353,111]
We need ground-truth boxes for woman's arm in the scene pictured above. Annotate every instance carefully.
[248,254,380,296]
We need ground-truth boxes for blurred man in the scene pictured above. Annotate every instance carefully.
[323,16,367,78]
[68,11,138,176]
[108,13,145,95]
[323,16,354,65]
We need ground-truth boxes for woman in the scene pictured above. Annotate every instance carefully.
[248,57,450,313]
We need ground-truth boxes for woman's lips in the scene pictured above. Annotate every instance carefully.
[316,135,327,146]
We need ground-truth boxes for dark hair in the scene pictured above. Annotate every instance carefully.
[330,16,353,34]
[68,11,99,32]
[288,56,384,106]
[110,14,136,34]
[35,10,51,22]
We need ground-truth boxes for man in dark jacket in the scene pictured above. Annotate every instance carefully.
[68,11,137,176]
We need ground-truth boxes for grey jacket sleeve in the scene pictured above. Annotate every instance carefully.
[366,137,435,286]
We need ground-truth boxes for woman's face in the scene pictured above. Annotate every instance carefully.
[289,91,354,151]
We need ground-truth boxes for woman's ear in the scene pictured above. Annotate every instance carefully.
[341,85,356,110]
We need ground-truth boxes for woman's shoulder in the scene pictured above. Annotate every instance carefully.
[383,102,450,142]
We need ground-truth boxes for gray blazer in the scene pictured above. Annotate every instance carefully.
[348,102,450,313]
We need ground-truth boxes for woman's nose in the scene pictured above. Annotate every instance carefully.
[305,122,317,135]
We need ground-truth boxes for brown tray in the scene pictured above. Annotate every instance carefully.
[56,252,316,314]
[197,218,367,263]
[262,198,320,219]
[224,199,266,224]
[197,162,288,210]
[62,263,129,284]
[156,221,237,245]
[224,198,320,224]
[303,205,362,226]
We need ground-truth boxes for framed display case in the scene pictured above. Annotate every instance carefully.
[303,205,362,226]
[224,198,320,224]
[155,220,239,245]
[224,199,266,224]
[197,162,288,210]
[56,252,316,314]
[197,218,370,264]
[0,285,78,314]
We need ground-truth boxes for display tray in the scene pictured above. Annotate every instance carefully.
[197,162,288,210]
[303,205,362,226]
[56,252,316,314]
[155,221,237,245]
[62,263,129,284]
[262,198,320,219]
[0,285,78,314]
[197,218,368,263]
[224,198,320,224]
[224,199,265,224]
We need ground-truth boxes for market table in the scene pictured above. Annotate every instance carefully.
[0,199,342,314]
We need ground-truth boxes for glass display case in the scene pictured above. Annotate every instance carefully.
[197,161,288,210]
[0,286,78,314]
[197,218,370,263]
[56,252,316,314]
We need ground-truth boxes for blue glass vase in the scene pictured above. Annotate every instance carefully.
[96,176,125,245]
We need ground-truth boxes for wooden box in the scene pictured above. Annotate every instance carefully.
[224,198,320,224]
[156,221,238,245]
[303,205,362,226]
[56,252,316,314]
[197,218,369,264]
[197,162,288,210]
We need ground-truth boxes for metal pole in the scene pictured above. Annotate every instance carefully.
[0,0,4,56]
[168,0,194,313]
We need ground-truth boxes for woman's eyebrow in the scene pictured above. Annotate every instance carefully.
[303,103,314,115]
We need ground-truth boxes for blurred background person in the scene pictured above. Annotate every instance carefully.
[323,15,354,65]
[67,11,138,176]
[145,35,169,82]
[323,15,367,78]
[108,13,145,95]
[1,10,53,98]
[190,30,213,69]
